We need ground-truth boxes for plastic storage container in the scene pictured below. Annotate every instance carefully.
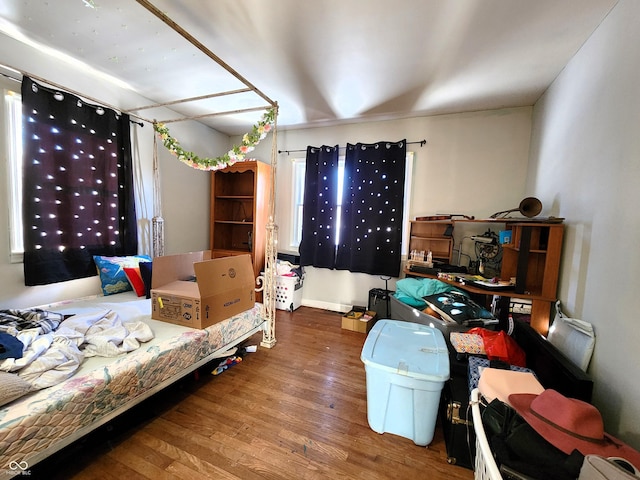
[361,319,450,446]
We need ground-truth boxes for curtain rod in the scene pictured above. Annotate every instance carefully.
[31,77,147,128]
[278,139,427,155]
[0,66,148,127]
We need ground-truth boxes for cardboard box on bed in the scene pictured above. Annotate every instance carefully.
[150,251,255,329]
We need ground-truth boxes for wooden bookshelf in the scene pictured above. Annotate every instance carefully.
[209,160,272,282]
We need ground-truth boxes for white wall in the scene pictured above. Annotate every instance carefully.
[249,107,533,311]
[528,0,640,447]
[0,34,227,309]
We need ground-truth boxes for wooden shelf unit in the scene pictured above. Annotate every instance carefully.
[210,160,272,282]
[499,222,564,301]
[407,220,454,263]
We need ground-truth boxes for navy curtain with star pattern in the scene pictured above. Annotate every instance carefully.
[21,76,137,286]
[335,140,406,277]
[299,145,340,269]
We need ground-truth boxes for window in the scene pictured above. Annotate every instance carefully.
[291,151,413,254]
[5,88,23,263]
[290,157,345,248]
[290,158,305,248]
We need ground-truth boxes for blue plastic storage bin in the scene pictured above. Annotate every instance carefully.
[361,319,450,446]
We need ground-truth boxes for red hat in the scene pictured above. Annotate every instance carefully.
[509,389,640,470]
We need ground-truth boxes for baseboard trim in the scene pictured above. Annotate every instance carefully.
[300,299,351,313]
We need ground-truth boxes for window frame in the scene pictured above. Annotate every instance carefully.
[290,158,305,249]
[4,88,23,263]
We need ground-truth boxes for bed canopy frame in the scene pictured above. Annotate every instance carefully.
[135,0,280,349]
[3,0,280,348]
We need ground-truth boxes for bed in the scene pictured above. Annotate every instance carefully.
[0,291,265,472]
[1,5,279,475]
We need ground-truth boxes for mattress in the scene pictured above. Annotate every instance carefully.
[0,291,264,469]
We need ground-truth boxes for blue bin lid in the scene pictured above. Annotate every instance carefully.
[361,319,450,382]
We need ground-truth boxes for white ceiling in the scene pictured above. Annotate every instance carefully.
[0,0,618,135]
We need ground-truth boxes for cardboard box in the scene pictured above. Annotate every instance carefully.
[150,251,255,329]
[342,306,377,333]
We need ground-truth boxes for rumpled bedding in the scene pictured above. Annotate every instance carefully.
[0,309,62,333]
[0,308,154,390]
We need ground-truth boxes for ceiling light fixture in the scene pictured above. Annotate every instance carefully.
[82,0,98,8]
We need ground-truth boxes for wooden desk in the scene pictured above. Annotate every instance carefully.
[403,267,554,335]
[405,220,564,336]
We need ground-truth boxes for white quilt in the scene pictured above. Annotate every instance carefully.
[0,308,154,390]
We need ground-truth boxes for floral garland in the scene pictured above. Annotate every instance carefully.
[153,107,276,171]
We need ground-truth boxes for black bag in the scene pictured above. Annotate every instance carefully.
[368,288,393,319]
[440,373,475,468]
[482,397,517,441]
[481,397,584,480]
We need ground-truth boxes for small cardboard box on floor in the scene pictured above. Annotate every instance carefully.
[342,306,377,333]
[151,251,255,329]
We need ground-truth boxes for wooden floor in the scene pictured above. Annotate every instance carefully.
[35,307,474,480]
